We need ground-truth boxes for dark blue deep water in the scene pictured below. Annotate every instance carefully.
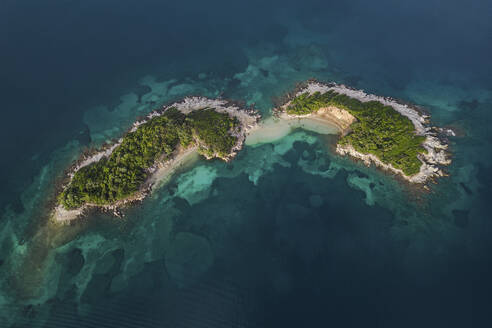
[1,0,492,327]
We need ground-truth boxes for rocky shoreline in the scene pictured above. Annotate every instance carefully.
[172,97,260,161]
[53,97,260,223]
[53,81,454,222]
[276,80,454,184]
[53,146,198,222]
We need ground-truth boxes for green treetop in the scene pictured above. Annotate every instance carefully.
[286,91,426,176]
[60,107,239,209]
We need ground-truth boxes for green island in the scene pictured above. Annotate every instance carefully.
[59,107,240,210]
[56,84,451,220]
[286,90,427,176]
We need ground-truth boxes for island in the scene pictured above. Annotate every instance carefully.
[53,81,454,222]
[274,80,453,183]
[54,97,260,222]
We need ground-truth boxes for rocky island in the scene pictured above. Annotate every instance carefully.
[275,80,453,183]
[54,97,260,222]
[54,81,454,222]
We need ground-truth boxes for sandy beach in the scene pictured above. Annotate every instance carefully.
[53,146,199,223]
[53,82,453,223]
[280,81,453,183]
[246,115,339,146]
[52,96,259,223]
[145,146,199,191]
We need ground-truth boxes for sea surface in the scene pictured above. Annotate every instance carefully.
[1,0,492,327]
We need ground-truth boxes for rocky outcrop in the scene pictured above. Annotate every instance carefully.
[278,80,454,184]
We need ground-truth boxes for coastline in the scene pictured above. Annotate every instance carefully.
[52,81,454,223]
[71,96,260,175]
[275,80,454,184]
[245,114,339,146]
[53,146,199,223]
[52,96,259,223]
[335,144,447,184]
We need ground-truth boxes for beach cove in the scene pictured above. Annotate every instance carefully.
[51,80,454,223]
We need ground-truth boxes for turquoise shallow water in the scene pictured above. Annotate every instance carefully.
[1,0,492,327]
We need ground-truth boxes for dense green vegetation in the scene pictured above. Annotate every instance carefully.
[60,107,239,209]
[187,109,239,158]
[287,91,426,175]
